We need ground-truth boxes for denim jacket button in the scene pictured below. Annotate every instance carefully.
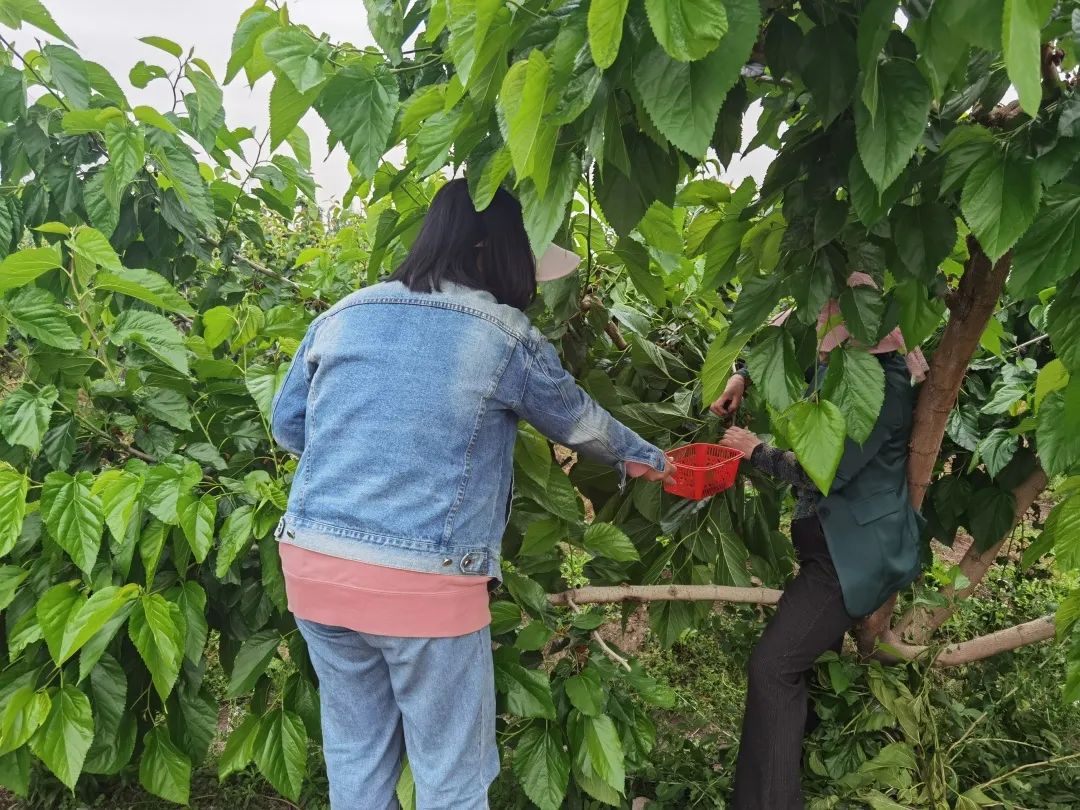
[442,558,454,567]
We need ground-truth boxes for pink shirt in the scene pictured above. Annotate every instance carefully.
[280,543,492,638]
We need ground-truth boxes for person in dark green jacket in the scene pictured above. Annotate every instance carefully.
[711,275,928,809]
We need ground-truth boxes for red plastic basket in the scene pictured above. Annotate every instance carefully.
[663,443,744,500]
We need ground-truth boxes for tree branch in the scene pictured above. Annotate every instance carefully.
[876,615,1056,668]
[549,583,783,607]
[548,587,1055,666]
[897,466,1047,642]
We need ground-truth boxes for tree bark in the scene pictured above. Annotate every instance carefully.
[897,466,1048,643]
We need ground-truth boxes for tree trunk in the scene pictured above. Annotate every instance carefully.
[548,583,782,606]
[907,240,1012,508]
[897,467,1048,643]
[856,241,1012,655]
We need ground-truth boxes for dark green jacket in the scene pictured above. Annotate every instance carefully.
[817,353,924,617]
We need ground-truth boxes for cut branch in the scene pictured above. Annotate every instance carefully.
[876,615,1056,667]
[897,466,1047,643]
[546,587,1054,666]
[548,584,782,607]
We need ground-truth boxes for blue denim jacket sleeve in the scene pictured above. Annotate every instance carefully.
[513,336,667,473]
[270,327,317,456]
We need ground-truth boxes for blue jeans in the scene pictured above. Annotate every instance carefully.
[297,619,499,809]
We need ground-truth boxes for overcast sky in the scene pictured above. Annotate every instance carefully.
[6,0,772,206]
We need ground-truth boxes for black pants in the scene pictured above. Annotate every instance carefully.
[731,516,853,810]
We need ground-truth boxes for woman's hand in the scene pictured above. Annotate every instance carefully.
[626,459,677,484]
[710,374,746,417]
[720,427,762,457]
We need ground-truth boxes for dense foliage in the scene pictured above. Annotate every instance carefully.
[0,0,1079,807]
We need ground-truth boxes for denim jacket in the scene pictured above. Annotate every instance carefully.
[270,281,667,580]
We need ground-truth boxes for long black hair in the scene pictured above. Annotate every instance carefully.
[388,179,536,311]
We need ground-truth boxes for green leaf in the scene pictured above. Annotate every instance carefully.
[520,518,562,558]
[128,594,184,701]
[0,687,50,756]
[1049,294,1080,372]
[891,203,957,282]
[577,713,625,793]
[139,35,183,58]
[582,522,639,562]
[0,384,58,453]
[0,565,28,611]
[224,8,276,84]
[37,582,81,664]
[133,104,177,133]
[978,429,1019,479]
[967,487,1017,552]
[798,25,858,126]
[92,469,142,542]
[71,226,121,272]
[490,601,523,635]
[227,628,279,698]
[520,152,579,254]
[41,471,103,575]
[634,41,729,159]
[4,0,75,45]
[142,461,200,524]
[315,64,398,181]
[787,399,846,495]
[178,494,216,563]
[139,726,190,805]
[701,331,750,405]
[746,328,803,412]
[363,0,405,64]
[29,685,93,790]
[262,27,325,93]
[43,44,90,109]
[59,585,138,664]
[174,580,208,664]
[216,504,255,577]
[1034,359,1069,413]
[494,649,557,719]
[895,278,945,350]
[644,0,728,62]
[1003,0,1050,118]
[136,388,192,431]
[515,620,553,652]
[268,74,320,151]
[1009,196,1080,297]
[588,0,629,69]
[513,723,570,810]
[499,50,552,185]
[565,668,604,717]
[855,58,931,192]
[822,347,886,445]
[5,287,80,349]
[838,285,885,346]
[1046,496,1080,571]
[95,267,193,316]
[446,0,507,87]
[960,149,1042,262]
[109,310,189,374]
[202,305,235,349]
[1037,387,1080,475]
[246,363,287,421]
[0,466,27,557]
[253,709,307,802]
[218,714,260,780]
[0,247,62,292]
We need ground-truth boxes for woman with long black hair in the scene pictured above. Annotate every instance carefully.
[270,179,672,809]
